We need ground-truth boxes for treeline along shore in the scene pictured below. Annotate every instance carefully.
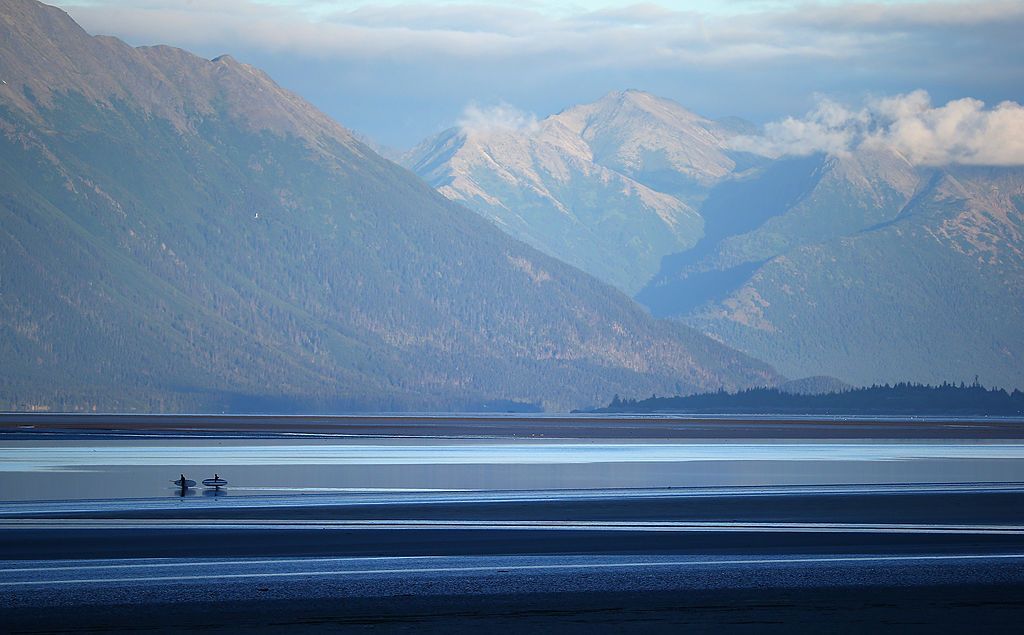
[590,382,1024,416]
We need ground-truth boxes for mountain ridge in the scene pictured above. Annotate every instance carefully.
[678,162,1024,388]
[403,90,758,293]
[550,89,737,193]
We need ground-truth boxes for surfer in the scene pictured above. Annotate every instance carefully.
[201,474,227,491]
[174,473,194,496]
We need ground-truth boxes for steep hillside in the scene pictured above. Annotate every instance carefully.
[638,148,920,316]
[640,141,1024,388]
[0,0,780,412]
[681,166,1024,387]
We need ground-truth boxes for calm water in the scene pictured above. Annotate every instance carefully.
[3,434,1024,501]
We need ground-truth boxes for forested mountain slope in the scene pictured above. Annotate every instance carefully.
[638,148,920,316]
[0,0,780,412]
[680,166,1024,388]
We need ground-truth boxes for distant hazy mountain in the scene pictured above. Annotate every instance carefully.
[642,150,1024,388]
[638,148,920,317]
[407,85,1022,390]
[0,0,780,412]
[404,90,758,293]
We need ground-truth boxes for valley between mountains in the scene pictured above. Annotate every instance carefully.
[405,91,1024,389]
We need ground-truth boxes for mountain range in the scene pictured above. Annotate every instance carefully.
[404,90,763,294]
[0,0,780,412]
[409,93,1024,390]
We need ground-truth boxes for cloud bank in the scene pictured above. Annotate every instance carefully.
[732,91,1024,166]
[53,1,1024,147]
[58,1,1024,67]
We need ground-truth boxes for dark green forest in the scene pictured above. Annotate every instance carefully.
[595,381,1024,416]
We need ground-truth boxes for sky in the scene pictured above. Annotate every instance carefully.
[54,1,1024,149]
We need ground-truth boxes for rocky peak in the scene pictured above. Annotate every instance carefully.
[0,0,357,155]
[546,90,738,190]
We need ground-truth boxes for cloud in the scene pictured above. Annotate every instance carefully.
[730,97,867,157]
[457,102,539,135]
[57,1,1024,66]
[731,91,1024,166]
[873,95,1024,166]
[777,0,1024,29]
[52,1,1024,147]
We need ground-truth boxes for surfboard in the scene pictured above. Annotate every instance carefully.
[173,478,196,488]
[202,477,228,487]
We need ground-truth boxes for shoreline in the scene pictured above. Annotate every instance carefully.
[6,411,1024,436]
[4,412,1024,440]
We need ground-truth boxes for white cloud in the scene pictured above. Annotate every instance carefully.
[457,102,539,135]
[731,97,867,157]
[731,91,1024,166]
[871,95,1024,166]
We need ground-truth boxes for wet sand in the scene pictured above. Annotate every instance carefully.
[4,485,1024,559]
[5,531,1024,630]
[7,579,1024,633]
[4,485,1024,632]
[5,415,1024,631]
